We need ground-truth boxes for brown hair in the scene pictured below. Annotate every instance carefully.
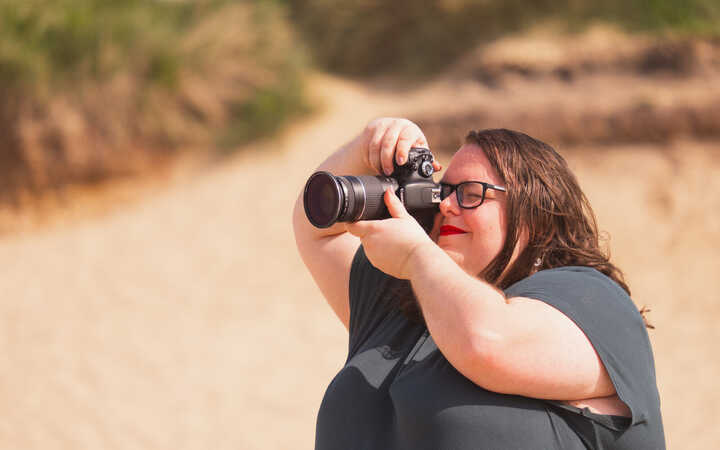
[466,128,629,292]
[392,128,652,327]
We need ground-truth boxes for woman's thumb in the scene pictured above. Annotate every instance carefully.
[384,189,410,219]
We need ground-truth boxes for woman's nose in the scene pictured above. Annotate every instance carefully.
[439,191,460,216]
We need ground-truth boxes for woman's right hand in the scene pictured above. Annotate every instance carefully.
[293,117,439,329]
[359,118,440,176]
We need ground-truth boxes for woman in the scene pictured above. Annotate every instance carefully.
[292,118,665,449]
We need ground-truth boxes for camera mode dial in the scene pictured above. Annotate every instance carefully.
[419,160,434,178]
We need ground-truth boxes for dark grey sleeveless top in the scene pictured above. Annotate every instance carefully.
[315,246,665,449]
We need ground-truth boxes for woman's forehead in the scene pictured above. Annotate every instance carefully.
[441,144,500,184]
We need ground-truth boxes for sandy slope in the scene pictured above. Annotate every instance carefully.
[0,73,718,449]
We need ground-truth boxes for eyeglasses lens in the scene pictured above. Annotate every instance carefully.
[458,183,486,208]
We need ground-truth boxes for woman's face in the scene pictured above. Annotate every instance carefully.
[434,143,515,276]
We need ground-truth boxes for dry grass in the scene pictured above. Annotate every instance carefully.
[0,2,307,204]
[413,26,720,153]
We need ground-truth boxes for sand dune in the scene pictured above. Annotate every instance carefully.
[0,72,718,449]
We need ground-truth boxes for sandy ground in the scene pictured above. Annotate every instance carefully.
[1,73,719,449]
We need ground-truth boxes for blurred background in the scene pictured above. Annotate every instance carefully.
[1,0,719,448]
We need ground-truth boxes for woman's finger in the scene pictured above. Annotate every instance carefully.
[379,121,405,175]
[396,125,420,166]
[412,129,429,151]
[367,120,392,174]
[416,131,429,149]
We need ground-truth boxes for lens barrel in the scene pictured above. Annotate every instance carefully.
[303,171,398,228]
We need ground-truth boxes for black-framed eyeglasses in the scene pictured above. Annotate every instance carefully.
[440,181,507,209]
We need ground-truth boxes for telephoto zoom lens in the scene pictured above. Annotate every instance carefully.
[303,171,398,228]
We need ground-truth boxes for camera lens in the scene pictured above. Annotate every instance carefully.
[303,172,343,228]
[303,171,398,228]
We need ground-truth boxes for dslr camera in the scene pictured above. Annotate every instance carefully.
[303,147,441,232]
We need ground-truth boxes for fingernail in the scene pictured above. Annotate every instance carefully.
[397,155,406,165]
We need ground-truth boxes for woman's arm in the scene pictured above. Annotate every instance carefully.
[347,191,616,401]
[293,133,366,328]
[407,242,615,401]
[293,118,434,329]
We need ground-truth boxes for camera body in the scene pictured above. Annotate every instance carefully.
[303,147,441,231]
[388,148,441,225]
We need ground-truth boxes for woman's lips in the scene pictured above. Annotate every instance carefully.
[439,225,468,236]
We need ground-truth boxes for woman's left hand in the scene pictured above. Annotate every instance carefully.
[346,190,435,280]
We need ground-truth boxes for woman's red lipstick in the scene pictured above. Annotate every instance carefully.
[439,225,468,236]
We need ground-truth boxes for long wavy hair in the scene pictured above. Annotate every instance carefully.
[391,128,648,325]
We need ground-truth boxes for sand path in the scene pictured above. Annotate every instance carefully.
[1,74,718,449]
